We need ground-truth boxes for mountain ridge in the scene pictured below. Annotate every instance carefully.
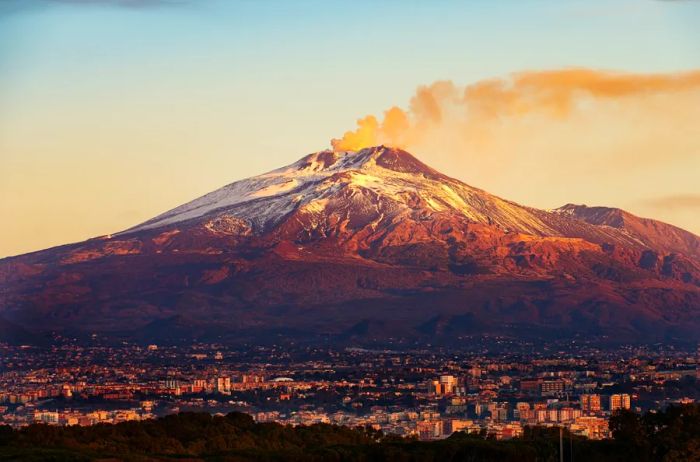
[1,146,699,345]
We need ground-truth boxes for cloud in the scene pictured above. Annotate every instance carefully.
[48,0,187,6]
[0,0,187,14]
[331,69,700,152]
[331,68,700,235]
[644,194,700,210]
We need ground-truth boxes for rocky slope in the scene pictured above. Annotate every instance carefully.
[1,146,699,344]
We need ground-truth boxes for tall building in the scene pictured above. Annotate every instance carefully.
[164,379,179,389]
[609,394,631,411]
[580,394,602,412]
[216,377,231,394]
[241,374,264,384]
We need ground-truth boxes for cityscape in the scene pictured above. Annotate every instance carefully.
[2,339,698,442]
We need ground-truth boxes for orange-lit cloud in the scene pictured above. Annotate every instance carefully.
[331,69,700,236]
[332,69,700,152]
[644,194,700,210]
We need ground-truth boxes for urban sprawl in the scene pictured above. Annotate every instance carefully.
[1,339,698,441]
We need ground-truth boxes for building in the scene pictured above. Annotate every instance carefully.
[34,411,59,424]
[448,419,474,434]
[540,379,565,396]
[571,416,610,439]
[515,402,531,421]
[431,375,459,396]
[609,394,631,411]
[164,379,179,390]
[520,379,541,396]
[580,394,602,413]
[216,377,231,394]
[520,378,565,397]
[417,420,443,440]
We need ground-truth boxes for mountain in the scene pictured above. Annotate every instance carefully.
[1,146,699,345]
[554,203,700,261]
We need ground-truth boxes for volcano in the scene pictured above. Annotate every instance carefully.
[1,146,699,345]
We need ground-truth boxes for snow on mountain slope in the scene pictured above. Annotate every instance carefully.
[126,146,560,237]
[124,146,700,261]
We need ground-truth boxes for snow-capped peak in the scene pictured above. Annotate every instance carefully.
[124,146,559,237]
[126,147,442,232]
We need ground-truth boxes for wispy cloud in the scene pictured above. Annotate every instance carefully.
[643,194,700,210]
[46,0,188,6]
[0,0,188,15]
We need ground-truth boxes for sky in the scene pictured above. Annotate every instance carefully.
[1,0,699,257]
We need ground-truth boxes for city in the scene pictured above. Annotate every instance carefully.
[2,339,698,442]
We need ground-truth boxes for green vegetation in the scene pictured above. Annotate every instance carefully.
[0,404,698,461]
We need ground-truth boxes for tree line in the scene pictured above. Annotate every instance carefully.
[0,404,697,461]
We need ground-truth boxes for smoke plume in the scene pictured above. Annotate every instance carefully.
[331,68,700,234]
[332,69,700,152]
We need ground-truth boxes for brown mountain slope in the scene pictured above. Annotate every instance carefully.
[1,147,699,344]
[555,203,700,260]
